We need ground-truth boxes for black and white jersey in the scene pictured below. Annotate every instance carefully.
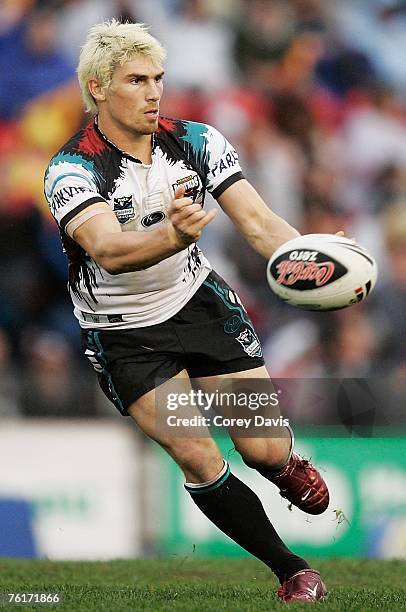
[44,117,244,328]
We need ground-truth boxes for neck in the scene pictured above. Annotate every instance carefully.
[96,114,153,164]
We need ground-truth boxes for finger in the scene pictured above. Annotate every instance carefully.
[189,208,217,231]
[335,231,345,237]
[180,209,207,225]
[172,211,206,235]
[174,185,186,199]
[170,197,194,213]
[173,203,202,219]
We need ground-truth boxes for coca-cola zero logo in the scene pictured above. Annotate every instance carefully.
[270,251,347,291]
[276,260,335,286]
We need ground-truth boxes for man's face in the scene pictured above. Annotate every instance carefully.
[99,56,164,135]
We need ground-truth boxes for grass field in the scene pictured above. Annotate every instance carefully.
[0,558,405,611]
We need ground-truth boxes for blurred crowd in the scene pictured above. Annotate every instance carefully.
[0,0,405,419]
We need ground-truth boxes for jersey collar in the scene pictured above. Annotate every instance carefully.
[93,117,156,164]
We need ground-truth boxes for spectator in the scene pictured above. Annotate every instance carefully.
[0,7,75,120]
[341,85,406,214]
[19,330,97,417]
[322,309,378,377]
[370,201,406,373]
[233,0,295,79]
[155,0,236,90]
[0,329,19,416]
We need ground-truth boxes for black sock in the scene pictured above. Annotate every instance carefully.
[184,462,309,583]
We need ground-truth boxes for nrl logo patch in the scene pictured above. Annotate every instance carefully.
[235,328,263,358]
[113,195,135,224]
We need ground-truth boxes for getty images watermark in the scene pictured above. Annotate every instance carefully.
[165,389,289,430]
[156,377,406,438]
[155,378,291,437]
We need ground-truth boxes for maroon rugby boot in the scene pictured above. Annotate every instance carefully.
[270,452,329,515]
[277,569,327,603]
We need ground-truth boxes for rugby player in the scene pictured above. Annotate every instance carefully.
[44,20,329,603]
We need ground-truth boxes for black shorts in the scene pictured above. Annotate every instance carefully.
[81,271,265,415]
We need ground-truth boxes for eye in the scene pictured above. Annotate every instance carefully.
[155,75,163,82]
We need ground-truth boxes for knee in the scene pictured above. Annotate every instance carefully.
[163,437,223,482]
[234,437,291,471]
[240,454,259,470]
[237,443,267,469]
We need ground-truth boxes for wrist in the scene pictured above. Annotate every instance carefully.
[166,222,188,250]
[165,221,184,252]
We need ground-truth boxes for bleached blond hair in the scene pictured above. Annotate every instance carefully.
[77,19,167,114]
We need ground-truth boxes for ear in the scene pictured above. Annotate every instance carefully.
[88,79,106,103]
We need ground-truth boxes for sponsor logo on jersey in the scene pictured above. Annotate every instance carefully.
[172,174,200,200]
[113,195,135,223]
[141,211,166,227]
[235,328,262,358]
[51,185,92,213]
[210,149,239,178]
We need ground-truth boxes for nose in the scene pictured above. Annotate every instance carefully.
[146,79,161,101]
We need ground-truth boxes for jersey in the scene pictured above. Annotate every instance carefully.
[44,117,244,329]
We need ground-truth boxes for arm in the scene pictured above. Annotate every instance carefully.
[73,204,180,274]
[72,188,216,274]
[44,161,214,273]
[217,179,300,259]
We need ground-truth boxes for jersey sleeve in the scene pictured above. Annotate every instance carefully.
[204,125,244,199]
[44,155,108,234]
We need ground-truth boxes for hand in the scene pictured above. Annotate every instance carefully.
[167,186,217,249]
[335,231,357,243]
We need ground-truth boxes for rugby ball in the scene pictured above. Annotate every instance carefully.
[266,234,378,311]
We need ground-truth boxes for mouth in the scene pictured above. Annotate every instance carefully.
[144,109,159,118]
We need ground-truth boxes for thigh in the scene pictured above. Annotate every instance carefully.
[127,369,223,480]
[196,365,272,404]
[196,365,281,430]
[127,369,192,443]
[196,366,290,461]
